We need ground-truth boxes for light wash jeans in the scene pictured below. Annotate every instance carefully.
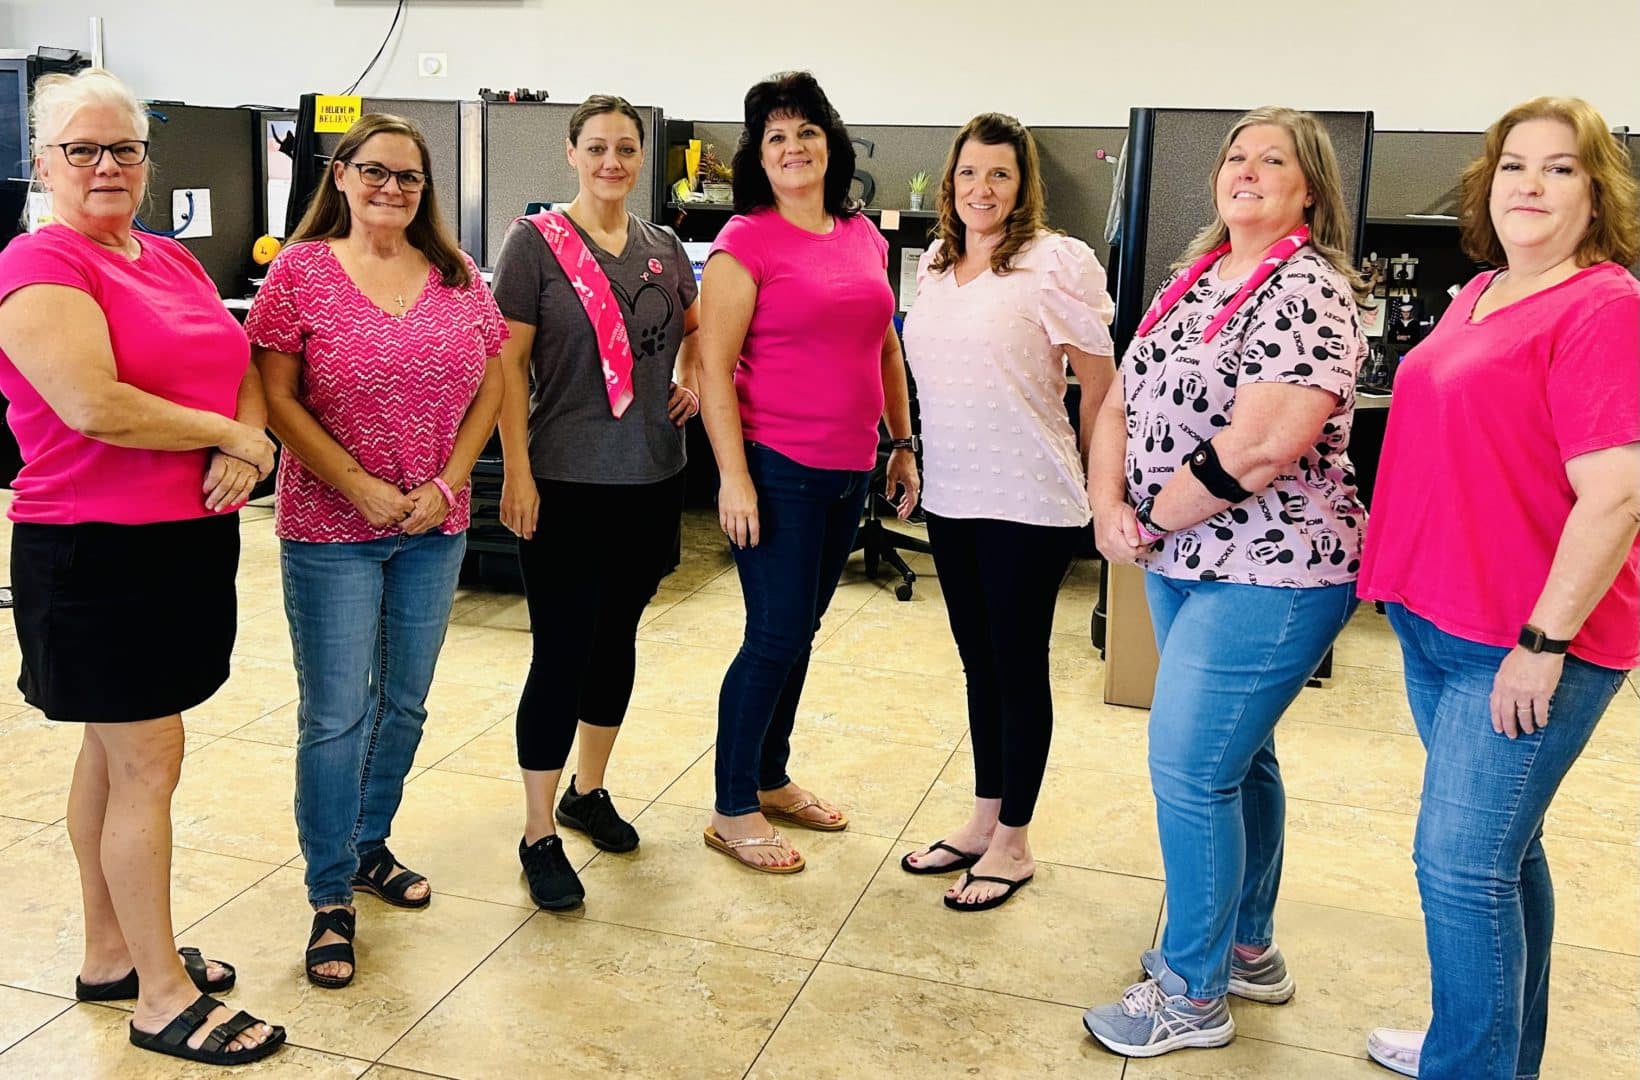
[1387,603,1628,1080]
[282,530,465,907]
[1145,572,1357,998]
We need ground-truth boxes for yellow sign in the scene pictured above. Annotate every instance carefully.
[314,95,362,133]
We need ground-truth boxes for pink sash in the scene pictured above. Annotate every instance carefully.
[523,210,635,418]
[1135,225,1311,344]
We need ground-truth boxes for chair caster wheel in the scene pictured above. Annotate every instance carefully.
[895,582,913,601]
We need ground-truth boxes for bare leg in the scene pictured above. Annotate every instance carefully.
[96,718,274,1053]
[905,795,1001,871]
[68,727,132,983]
[571,722,621,793]
[947,822,1036,905]
[521,767,564,846]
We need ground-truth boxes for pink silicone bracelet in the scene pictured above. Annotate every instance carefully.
[431,477,456,506]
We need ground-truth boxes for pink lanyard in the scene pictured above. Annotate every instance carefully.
[1135,225,1311,344]
[523,210,635,418]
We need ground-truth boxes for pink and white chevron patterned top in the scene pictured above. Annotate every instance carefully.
[245,241,506,542]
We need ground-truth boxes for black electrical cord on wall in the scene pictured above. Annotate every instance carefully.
[340,0,407,96]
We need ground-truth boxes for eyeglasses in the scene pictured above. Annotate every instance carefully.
[55,141,150,167]
[342,160,428,192]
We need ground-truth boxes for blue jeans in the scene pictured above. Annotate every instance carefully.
[1145,572,1357,999]
[1386,603,1627,1080]
[714,443,868,816]
[282,530,466,907]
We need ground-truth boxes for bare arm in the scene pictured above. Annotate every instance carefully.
[1492,441,1640,736]
[0,284,271,467]
[1087,372,1145,562]
[497,319,540,538]
[1066,345,1116,466]
[698,253,759,546]
[667,298,703,426]
[879,325,920,519]
[402,353,504,535]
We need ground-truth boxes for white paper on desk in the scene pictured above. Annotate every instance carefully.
[899,247,924,312]
[173,188,213,239]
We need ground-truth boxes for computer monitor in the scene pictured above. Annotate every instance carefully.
[0,57,31,182]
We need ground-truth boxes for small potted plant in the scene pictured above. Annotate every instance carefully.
[699,145,733,204]
[907,170,930,211]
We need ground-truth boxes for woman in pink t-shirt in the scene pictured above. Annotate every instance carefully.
[1082,108,1368,1059]
[697,72,918,873]
[245,114,504,990]
[1359,99,1640,1080]
[0,70,283,1066]
[900,113,1116,913]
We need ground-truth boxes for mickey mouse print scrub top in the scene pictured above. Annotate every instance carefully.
[1122,246,1368,587]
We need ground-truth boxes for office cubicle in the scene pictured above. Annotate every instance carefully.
[307,97,466,245]
[140,103,263,296]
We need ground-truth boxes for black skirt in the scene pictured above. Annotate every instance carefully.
[10,514,240,723]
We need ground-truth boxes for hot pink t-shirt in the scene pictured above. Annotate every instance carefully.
[709,209,893,471]
[0,225,248,525]
[244,241,506,543]
[1358,263,1640,669]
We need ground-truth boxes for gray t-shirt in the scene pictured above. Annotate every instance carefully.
[490,215,698,484]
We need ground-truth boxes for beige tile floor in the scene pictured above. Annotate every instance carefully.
[1,499,1637,1078]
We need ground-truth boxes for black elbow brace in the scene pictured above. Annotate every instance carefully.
[1187,439,1253,502]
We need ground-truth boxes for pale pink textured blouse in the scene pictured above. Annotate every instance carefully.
[902,233,1115,527]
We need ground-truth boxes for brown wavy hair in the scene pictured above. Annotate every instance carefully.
[1458,96,1640,269]
[1175,106,1368,302]
[288,113,470,288]
[927,113,1052,276]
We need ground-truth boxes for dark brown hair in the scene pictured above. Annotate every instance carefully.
[568,94,645,146]
[730,71,860,217]
[1458,96,1640,269]
[288,113,470,288]
[927,113,1051,276]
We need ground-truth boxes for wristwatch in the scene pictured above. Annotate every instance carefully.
[1133,496,1169,546]
[1518,624,1570,655]
[888,435,919,453]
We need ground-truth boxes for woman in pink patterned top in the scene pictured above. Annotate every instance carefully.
[1082,107,1367,1059]
[245,114,504,990]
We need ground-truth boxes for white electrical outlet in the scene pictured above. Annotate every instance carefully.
[418,53,447,78]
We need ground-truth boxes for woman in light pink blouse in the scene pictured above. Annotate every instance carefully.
[900,113,1115,913]
[246,114,504,990]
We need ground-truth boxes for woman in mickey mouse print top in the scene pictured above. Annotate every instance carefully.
[1082,106,1368,1059]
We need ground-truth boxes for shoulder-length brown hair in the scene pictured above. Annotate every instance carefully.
[928,113,1053,276]
[1176,106,1368,302]
[288,113,471,288]
[1458,96,1640,269]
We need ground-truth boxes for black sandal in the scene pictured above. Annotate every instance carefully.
[128,993,285,1066]
[943,872,1034,912]
[75,946,236,1002]
[900,840,982,876]
[351,845,430,909]
[305,908,357,989]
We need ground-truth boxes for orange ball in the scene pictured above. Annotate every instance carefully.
[252,235,282,265]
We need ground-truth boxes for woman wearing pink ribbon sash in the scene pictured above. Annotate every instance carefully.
[1081,108,1370,1058]
[491,95,701,910]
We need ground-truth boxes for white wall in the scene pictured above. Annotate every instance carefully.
[4,0,1638,131]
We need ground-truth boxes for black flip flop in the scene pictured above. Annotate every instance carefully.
[76,946,235,1002]
[900,840,981,876]
[943,871,1034,912]
[351,845,430,909]
[305,908,357,989]
[128,993,285,1066]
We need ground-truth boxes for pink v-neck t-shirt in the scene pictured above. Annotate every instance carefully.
[0,225,249,525]
[244,240,506,543]
[1358,262,1640,669]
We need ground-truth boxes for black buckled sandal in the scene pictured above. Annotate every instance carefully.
[75,946,236,1002]
[305,908,357,989]
[128,993,285,1066]
[351,845,431,909]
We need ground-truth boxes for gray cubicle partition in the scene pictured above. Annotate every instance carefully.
[480,101,667,266]
[688,120,1126,248]
[1367,131,1484,221]
[1113,108,1374,348]
[139,103,261,296]
[313,97,465,245]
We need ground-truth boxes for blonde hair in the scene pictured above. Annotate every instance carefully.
[31,67,149,159]
[1176,106,1368,302]
[1459,96,1640,269]
[927,113,1055,277]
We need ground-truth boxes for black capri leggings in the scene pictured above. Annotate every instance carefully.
[925,512,1082,828]
[514,473,684,772]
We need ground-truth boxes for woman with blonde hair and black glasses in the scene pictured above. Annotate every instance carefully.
[246,113,505,989]
[1083,106,1368,1057]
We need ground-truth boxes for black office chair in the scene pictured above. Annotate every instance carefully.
[853,426,930,601]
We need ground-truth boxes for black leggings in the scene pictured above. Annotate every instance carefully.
[514,474,684,772]
[925,512,1082,828]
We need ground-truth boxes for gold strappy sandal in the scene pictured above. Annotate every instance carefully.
[703,827,806,873]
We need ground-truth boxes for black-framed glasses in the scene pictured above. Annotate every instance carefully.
[342,160,428,192]
[55,141,150,168]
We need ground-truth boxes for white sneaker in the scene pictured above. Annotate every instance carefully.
[1367,1027,1423,1077]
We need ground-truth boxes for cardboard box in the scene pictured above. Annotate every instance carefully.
[1103,562,1160,709]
